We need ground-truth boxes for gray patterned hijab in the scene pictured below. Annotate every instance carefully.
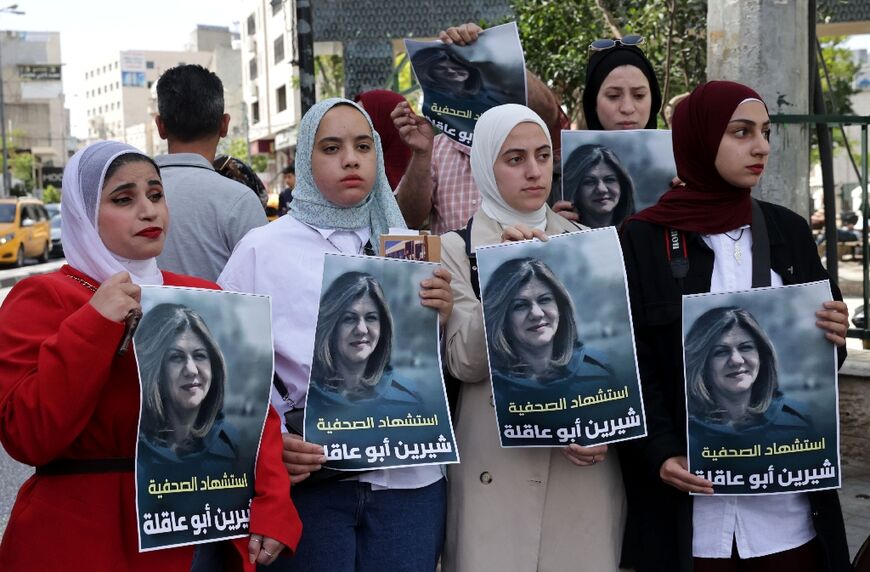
[289,98,406,253]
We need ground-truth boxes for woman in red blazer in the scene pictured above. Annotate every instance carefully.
[0,141,301,570]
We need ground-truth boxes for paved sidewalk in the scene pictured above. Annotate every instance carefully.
[0,259,64,289]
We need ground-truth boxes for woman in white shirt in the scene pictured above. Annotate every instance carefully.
[219,98,453,572]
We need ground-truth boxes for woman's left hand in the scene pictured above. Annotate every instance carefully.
[438,23,482,46]
[248,533,285,566]
[816,300,849,347]
[501,224,548,243]
[421,267,453,328]
[561,443,608,467]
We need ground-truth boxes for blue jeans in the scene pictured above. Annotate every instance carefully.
[265,478,446,572]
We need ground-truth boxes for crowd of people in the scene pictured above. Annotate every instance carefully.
[0,19,854,572]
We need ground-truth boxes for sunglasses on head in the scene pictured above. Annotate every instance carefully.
[589,35,645,52]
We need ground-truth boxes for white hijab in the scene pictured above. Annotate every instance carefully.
[470,104,552,230]
[61,141,164,285]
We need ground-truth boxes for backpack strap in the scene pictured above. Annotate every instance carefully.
[454,216,480,299]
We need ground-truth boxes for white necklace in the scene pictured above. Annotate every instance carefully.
[723,228,745,263]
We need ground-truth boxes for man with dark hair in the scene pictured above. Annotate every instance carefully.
[154,64,267,281]
[278,163,295,216]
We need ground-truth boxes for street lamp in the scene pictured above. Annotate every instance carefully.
[0,4,25,197]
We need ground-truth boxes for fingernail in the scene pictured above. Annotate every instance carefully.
[250,554,257,564]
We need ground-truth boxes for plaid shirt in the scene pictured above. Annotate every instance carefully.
[430,134,480,234]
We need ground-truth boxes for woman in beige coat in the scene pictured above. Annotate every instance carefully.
[440,104,626,572]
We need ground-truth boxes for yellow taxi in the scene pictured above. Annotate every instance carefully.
[0,197,52,267]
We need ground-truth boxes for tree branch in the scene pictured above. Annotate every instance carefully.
[594,0,623,38]
[659,0,677,124]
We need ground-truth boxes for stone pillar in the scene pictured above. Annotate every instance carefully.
[707,0,810,217]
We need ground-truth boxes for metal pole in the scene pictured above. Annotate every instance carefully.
[295,0,315,117]
[862,125,869,337]
[0,32,9,196]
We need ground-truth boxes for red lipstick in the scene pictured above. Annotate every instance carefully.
[747,164,765,175]
[136,227,163,239]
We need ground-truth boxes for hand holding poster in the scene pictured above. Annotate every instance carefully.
[134,287,274,551]
[304,253,459,470]
[683,281,841,495]
[560,130,676,227]
[476,228,646,447]
[405,22,527,146]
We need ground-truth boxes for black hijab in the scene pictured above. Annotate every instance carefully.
[582,45,662,130]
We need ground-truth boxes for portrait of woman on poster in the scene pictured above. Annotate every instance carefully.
[685,306,812,444]
[308,271,421,414]
[411,45,516,106]
[136,303,242,474]
[484,257,613,404]
[563,144,636,228]
[411,47,481,99]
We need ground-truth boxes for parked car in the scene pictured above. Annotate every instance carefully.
[50,213,63,257]
[0,197,52,267]
[45,202,60,219]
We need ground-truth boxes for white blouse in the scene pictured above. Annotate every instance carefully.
[692,226,815,558]
[218,214,443,491]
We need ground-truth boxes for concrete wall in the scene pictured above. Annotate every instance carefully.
[707,0,811,216]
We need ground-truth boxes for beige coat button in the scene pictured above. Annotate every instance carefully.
[480,471,493,484]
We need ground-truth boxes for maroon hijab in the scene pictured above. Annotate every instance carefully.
[629,81,768,234]
[356,90,412,190]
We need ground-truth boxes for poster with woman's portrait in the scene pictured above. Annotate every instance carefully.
[476,228,646,447]
[560,130,676,228]
[405,21,527,147]
[683,281,840,495]
[304,253,459,470]
[133,287,273,551]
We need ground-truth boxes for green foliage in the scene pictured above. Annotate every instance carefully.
[9,152,33,192]
[316,55,345,99]
[224,137,251,162]
[251,154,268,173]
[811,36,861,166]
[42,185,60,204]
[511,0,707,124]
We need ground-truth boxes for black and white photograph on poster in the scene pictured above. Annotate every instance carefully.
[683,281,840,496]
[304,253,459,470]
[405,21,527,146]
[476,228,646,447]
[560,130,676,228]
[133,286,273,551]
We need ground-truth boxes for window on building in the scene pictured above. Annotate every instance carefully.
[147,81,153,88]
[251,101,260,124]
[247,13,256,36]
[249,57,258,81]
[146,60,154,69]
[116,82,120,89]
[276,85,287,112]
[274,36,284,63]
[97,87,102,94]
[271,0,282,15]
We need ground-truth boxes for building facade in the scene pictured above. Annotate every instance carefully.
[0,30,69,193]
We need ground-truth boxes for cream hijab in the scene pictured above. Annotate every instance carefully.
[470,104,552,229]
[61,141,164,285]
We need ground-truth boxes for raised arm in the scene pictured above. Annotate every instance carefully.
[392,101,436,229]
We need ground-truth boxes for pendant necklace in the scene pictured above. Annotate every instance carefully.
[723,228,745,263]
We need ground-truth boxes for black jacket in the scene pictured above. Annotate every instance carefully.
[618,200,851,572]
